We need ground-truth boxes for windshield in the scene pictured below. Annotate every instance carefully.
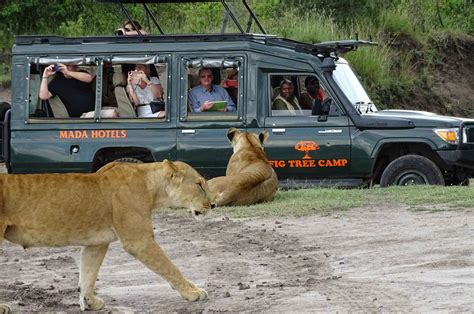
[333,59,377,113]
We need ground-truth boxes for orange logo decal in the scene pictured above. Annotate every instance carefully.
[269,140,349,169]
[59,130,127,139]
[294,141,319,159]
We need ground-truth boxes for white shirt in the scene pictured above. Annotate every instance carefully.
[133,76,161,104]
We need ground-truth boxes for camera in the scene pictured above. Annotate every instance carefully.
[129,70,143,84]
[52,64,61,72]
[115,28,125,36]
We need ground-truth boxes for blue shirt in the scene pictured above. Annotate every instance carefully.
[188,84,236,112]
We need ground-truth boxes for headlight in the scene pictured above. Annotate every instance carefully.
[434,128,459,145]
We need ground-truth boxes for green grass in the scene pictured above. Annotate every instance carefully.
[161,184,473,219]
[203,185,474,219]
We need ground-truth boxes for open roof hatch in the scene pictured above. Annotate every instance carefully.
[98,0,266,35]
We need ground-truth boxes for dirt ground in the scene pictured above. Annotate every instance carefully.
[1,205,473,312]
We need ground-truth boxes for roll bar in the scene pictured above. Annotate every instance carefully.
[99,0,266,35]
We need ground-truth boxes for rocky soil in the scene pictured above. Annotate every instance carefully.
[1,206,473,312]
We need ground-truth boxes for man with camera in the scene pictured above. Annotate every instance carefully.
[39,63,95,118]
[126,64,165,118]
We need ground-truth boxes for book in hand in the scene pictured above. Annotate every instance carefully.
[208,101,227,112]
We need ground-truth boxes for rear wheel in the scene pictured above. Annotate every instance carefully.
[380,155,445,187]
[0,102,11,122]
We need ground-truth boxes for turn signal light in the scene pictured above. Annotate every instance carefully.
[434,128,459,145]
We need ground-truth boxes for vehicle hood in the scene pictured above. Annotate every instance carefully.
[364,110,474,127]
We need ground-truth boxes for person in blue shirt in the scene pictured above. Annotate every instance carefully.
[188,68,236,112]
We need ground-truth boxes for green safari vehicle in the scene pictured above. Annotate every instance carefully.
[1,0,474,187]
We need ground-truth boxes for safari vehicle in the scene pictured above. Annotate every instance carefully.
[1,0,474,187]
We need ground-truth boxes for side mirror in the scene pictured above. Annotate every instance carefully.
[321,58,336,73]
[318,98,332,122]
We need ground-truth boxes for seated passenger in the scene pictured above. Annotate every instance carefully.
[126,64,165,118]
[39,63,95,117]
[272,79,302,115]
[220,68,238,104]
[188,68,236,112]
[299,76,324,114]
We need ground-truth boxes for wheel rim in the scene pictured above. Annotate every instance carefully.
[395,170,429,185]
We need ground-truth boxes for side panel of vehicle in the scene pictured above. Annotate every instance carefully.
[350,127,449,182]
[8,54,177,173]
[250,52,353,180]
[175,53,247,178]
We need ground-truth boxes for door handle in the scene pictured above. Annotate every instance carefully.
[181,129,196,135]
[272,128,286,134]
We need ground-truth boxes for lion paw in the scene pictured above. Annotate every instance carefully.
[79,295,105,311]
[178,282,208,302]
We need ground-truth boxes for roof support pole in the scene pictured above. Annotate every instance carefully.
[142,3,165,35]
[242,0,266,34]
[220,0,245,33]
[221,10,229,34]
[118,2,143,35]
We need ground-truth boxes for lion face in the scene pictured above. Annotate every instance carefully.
[162,160,214,218]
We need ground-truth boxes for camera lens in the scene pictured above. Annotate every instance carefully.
[115,29,124,36]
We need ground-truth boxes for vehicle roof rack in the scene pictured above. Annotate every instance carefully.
[14,34,375,60]
[98,0,266,35]
[311,39,378,57]
[265,37,377,58]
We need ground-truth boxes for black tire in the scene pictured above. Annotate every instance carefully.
[380,155,445,187]
[0,102,11,122]
[114,157,143,163]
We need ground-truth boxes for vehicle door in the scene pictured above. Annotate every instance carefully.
[262,70,352,180]
[176,55,246,178]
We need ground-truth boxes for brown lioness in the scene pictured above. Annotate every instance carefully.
[208,128,278,206]
[0,160,213,312]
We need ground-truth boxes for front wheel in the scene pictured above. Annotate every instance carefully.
[380,155,445,187]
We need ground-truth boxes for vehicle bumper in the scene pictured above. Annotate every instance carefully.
[437,149,474,171]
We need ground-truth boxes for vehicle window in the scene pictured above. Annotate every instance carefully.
[28,61,97,120]
[102,61,168,120]
[183,57,241,121]
[333,60,377,113]
[269,74,329,117]
[27,57,169,121]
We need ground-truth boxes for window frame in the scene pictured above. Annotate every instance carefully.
[267,72,341,118]
[26,56,98,123]
[179,55,246,123]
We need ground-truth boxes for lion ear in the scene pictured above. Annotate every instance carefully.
[259,131,269,144]
[227,128,239,142]
[162,159,178,176]
[162,159,184,183]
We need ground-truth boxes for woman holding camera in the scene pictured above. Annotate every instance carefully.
[126,64,165,118]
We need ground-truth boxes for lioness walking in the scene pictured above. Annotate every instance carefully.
[208,128,278,206]
[0,161,213,312]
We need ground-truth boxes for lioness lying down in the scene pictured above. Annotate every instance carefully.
[0,161,213,312]
[208,128,278,206]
